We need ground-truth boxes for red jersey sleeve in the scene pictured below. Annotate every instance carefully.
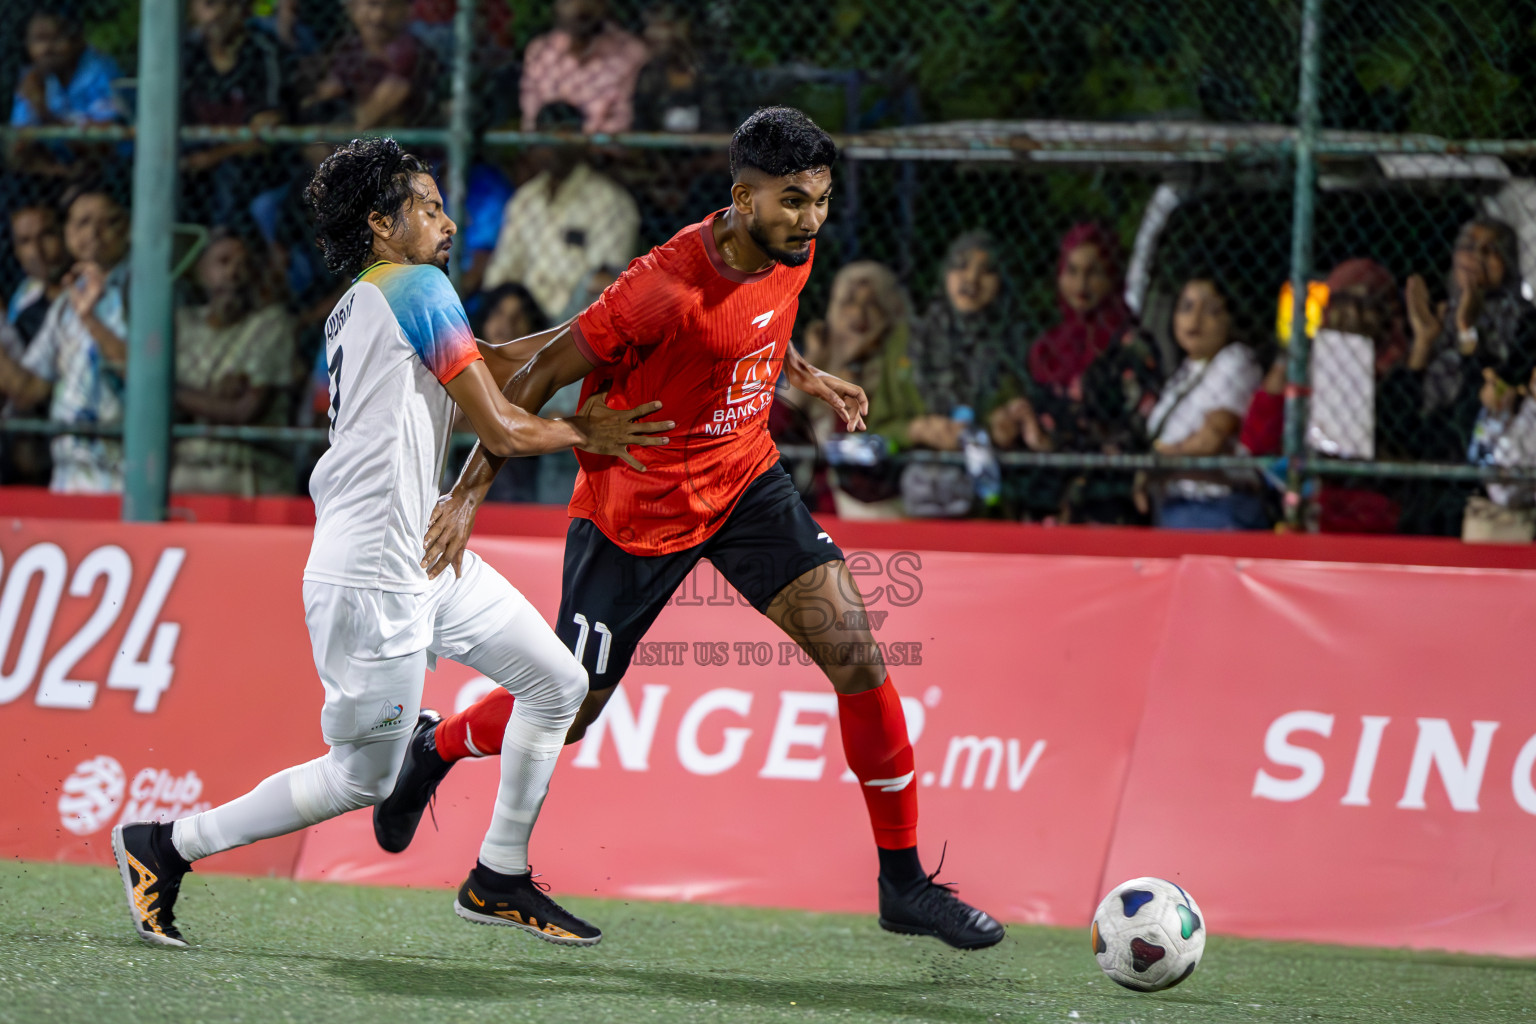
[571,254,694,365]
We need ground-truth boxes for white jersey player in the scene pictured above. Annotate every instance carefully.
[111,138,671,949]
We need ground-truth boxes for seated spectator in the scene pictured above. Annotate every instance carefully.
[179,0,288,227]
[1404,216,1536,458]
[1242,258,1415,533]
[788,261,921,516]
[303,0,441,129]
[483,102,640,319]
[900,231,1028,517]
[520,0,647,134]
[905,231,1026,450]
[1140,276,1263,530]
[633,3,729,134]
[992,222,1162,522]
[1,201,70,484]
[254,0,321,57]
[9,8,125,179]
[0,184,131,493]
[172,231,298,495]
[1462,365,1536,542]
[458,161,516,298]
[8,202,70,344]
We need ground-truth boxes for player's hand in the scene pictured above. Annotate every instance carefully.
[790,365,868,431]
[1405,274,1440,365]
[69,263,107,318]
[421,488,479,580]
[572,391,673,471]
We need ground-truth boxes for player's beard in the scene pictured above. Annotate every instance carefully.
[748,220,815,268]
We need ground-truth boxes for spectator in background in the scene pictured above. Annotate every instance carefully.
[180,0,288,227]
[992,222,1162,522]
[556,263,623,322]
[1404,216,1536,458]
[304,0,441,129]
[0,184,131,493]
[905,231,1027,451]
[900,231,1028,518]
[483,102,639,319]
[2,202,69,485]
[1242,258,1415,533]
[254,0,321,57]
[786,261,922,516]
[458,161,516,299]
[1139,276,1263,530]
[520,0,647,134]
[9,8,124,179]
[172,231,298,495]
[1462,364,1536,541]
[474,282,557,503]
[633,3,728,134]
[8,203,70,345]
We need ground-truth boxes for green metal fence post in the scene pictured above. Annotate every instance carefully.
[446,0,476,288]
[1282,0,1324,529]
[123,0,181,522]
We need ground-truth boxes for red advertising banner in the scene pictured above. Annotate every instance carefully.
[6,514,1536,956]
[296,540,1175,927]
[0,521,322,877]
[1101,556,1536,957]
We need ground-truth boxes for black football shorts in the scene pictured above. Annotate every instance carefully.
[554,463,846,691]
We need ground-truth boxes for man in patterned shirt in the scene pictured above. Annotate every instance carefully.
[519,0,648,133]
[0,184,130,493]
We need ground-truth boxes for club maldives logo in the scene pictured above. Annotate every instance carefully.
[58,755,210,835]
[58,755,126,835]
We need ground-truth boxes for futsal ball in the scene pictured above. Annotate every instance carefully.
[1090,877,1205,991]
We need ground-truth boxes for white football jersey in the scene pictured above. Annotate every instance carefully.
[303,261,481,594]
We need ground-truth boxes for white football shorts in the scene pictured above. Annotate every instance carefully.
[301,549,559,746]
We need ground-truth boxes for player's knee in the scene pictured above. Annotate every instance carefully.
[319,741,406,811]
[550,661,589,722]
[827,660,886,695]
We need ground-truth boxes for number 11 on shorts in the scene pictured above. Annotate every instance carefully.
[571,614,612,675]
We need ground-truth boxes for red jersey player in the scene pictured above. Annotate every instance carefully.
[375,107,1004,949]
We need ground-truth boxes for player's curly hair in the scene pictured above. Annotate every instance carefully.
[305,137,431,276]
[729,107,838,181]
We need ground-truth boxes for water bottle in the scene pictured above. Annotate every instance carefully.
[952,406,1002,507]
[824,434,887,467]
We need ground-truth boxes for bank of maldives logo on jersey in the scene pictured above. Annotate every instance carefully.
[727,311,777,406]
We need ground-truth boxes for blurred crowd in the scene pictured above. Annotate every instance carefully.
[3,1,1535,539]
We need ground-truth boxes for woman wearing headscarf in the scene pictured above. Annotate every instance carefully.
[890,231,1029,516]
[774,261,922,515]
[904,231,1028,449]
[1242,257,1415,532]
[1404,217,1536,459]
[992,222,1162,521]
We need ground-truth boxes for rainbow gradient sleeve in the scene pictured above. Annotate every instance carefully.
[363,262,481,384]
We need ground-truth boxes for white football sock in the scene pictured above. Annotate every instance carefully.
[172,739,406,863]
[477,707,567,875]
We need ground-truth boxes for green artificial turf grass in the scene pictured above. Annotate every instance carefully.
[1,861,1533,1024]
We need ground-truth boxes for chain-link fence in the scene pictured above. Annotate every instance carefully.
[3,0,1536,536]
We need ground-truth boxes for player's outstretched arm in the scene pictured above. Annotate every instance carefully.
[784,344,869,431]
[443,357,670,461]
[425,331,671,579]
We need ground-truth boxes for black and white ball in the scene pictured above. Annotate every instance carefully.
[1091,877,1206,991]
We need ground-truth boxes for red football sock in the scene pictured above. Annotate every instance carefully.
[837,677,918,850]
[434,687,514,762]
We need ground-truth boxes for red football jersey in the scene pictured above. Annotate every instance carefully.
[568,209,814,555]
